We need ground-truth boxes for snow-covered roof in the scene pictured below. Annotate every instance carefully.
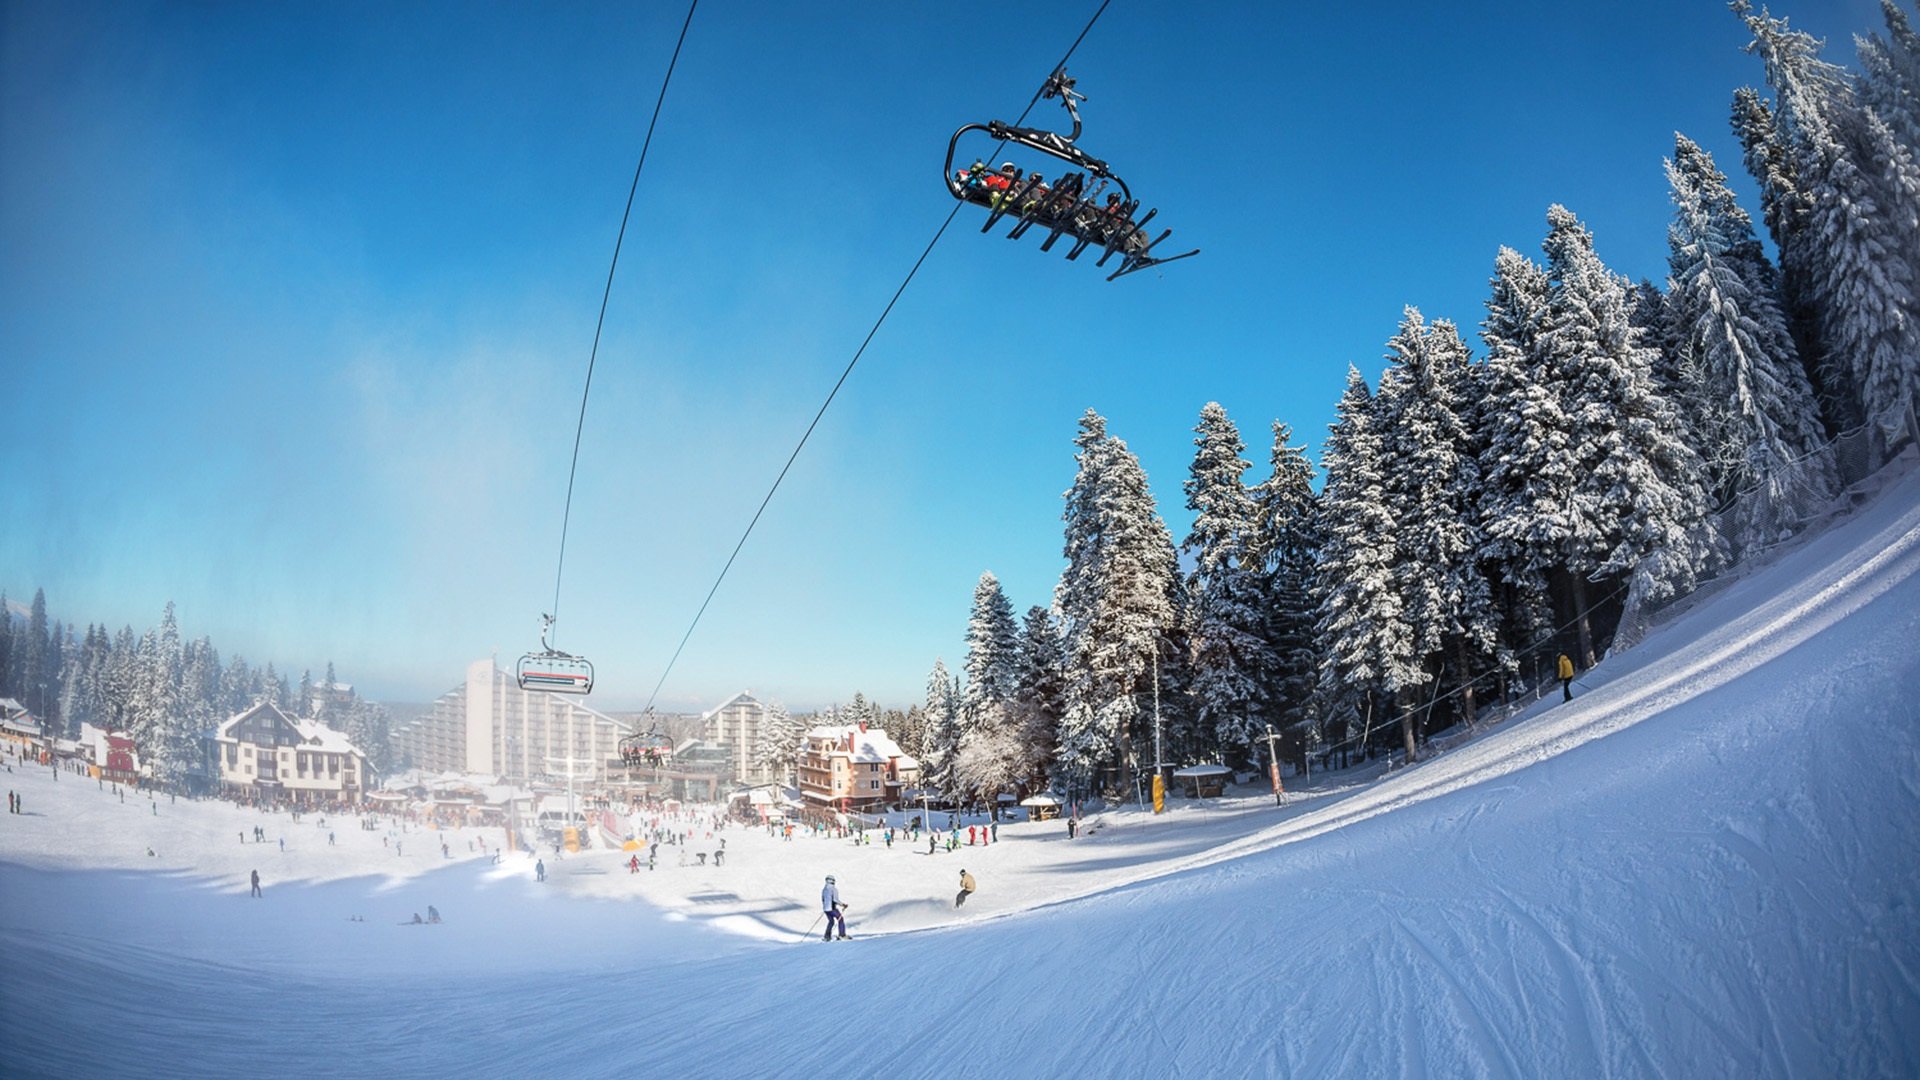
[1,717,43,737]
[0,697,27,714]
[295,720,363,757]
[1172,764,1232,777]
[804,724,910,764]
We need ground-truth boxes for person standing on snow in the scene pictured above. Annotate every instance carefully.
[535,858,546,883]
[822,875,848,940]
[250,869,261,899]
[955,869,976,908]
[1557,653,1576,702]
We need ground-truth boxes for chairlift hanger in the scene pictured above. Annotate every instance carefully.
[944,68,1198,281]
[620,712,675,765]
[516,614,595,695]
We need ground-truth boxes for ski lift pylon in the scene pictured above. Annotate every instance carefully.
[516,614,595,695]
[944,68,1197,281]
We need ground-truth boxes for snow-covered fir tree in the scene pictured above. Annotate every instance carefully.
[1248,421,1320,749]
[1542,205,1720,628]
[1857,1,1920,157]
[962,572,1020,722]
[755,701,804,784]
[1181,402,1277,768]
[1315,367,1420,757]
[922,659,961,797]
[1666,132,1837,546]
[1055,410,1179,797]
[1373,309,1502,734]
[1736,3,1920,447]
[1010,605,1065,790]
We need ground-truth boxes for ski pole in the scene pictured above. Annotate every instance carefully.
[805,912,823,938]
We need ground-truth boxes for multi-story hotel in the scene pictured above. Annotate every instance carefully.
[213,700,370,804]
[702,690,774,787]
[797,723,920,813]
[389,658,628,785]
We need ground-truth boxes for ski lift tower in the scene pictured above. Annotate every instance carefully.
[546,752,596,852]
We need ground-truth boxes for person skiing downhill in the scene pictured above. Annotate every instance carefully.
[956,869,976,908]
[1557,653,1576,702]
[822,875,848,940]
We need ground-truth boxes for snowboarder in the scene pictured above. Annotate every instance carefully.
[629,854,640,874]
[956,869,976,908]
[535,858,546,883]
[427,905,441,924]
[822,875,848,940]
[1558,653,1575,702]
[250,869,261,899]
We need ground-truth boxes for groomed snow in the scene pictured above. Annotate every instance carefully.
[3,465,1918,1077]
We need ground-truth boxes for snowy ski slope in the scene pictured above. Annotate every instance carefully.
[1,464,1917,1077]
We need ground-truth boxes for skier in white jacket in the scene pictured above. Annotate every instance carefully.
[821,875,848,940]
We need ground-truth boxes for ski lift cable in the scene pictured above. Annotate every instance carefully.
[639,0,1117,714]
[547,0,701,648]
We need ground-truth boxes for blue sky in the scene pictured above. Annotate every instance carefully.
[0,0,1889,712]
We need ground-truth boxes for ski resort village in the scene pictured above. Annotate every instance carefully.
[3,2,1919,1077]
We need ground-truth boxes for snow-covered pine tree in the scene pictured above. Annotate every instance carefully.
[1374,310,1503,738]
[1011,605,1065,790]
[754,701,804,784]
[1249,422,1320,754]
[137,602,189,786]
[1737,3,1920,449]
[0,593,12,701]
[963,572,1021,720]
[1055,410,1178,798]
[1543,205,1720,632]
[1857,2,1920,157]
[1732,85,1835,427]
[890,704,928,760]
[1666,133,1837,548]
[922,658,960,797]
[1316,367,1420,758]
[22,589,49,720]
[176,637,222,783]
[1181,402,1276,768]
[220,655,253,717]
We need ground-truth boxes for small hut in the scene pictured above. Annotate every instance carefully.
[1018,794,1061,821]
[1172,763,1231,798]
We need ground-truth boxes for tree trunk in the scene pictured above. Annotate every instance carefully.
[1568,570,1596,670]
[1400,689,1418,763]
[1456,642,1478,730]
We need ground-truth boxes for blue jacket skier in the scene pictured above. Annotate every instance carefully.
[822,875,847,940]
